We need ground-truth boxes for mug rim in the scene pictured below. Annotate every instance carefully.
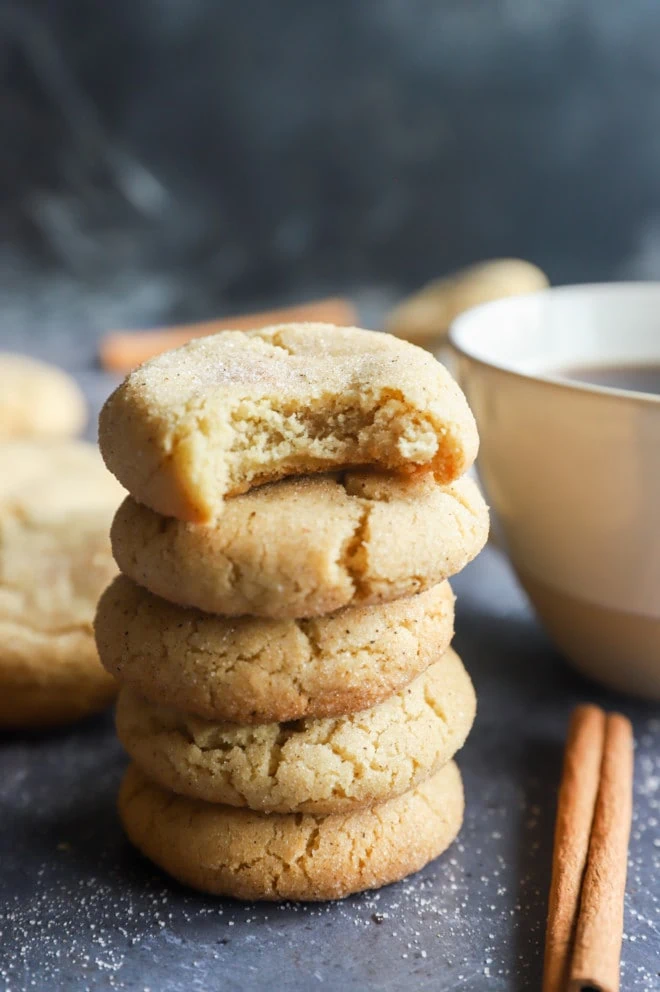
[449,281,660,406]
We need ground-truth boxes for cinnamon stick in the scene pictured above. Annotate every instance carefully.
[99,297,358,372]
[543,705,607,992]
[568,713,634,992]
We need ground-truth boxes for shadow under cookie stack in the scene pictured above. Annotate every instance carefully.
[95,322,489,902]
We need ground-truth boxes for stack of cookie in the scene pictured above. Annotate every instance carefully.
[95,323,488,901]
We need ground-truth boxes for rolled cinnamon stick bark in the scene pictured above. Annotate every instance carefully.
[99,297,358,372]
[568,713,634,992]
[542,705,606,992]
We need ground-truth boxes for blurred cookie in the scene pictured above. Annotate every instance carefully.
[115,648,475,814]
[95,577,455,723]
[118,759,464,901]
[111,471,488,619]
[99,322,478,522]
[0,354,86,439]
[386,258,549,350]
[0,441,124,727]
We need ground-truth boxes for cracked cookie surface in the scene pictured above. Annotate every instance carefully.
[118,759,464,901]
[115,648,475,814]
[111,471,488,619]
[95,577,455,723]
[0,441,124,726]
[99,322,478,522]
[0,353,86,439]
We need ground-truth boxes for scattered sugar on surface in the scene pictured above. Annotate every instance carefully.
[2,714,658,992]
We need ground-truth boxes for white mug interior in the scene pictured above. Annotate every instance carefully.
[451,281,660,383]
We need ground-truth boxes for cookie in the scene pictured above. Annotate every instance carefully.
[0,353,86,439]
[0,441,124,727]
[111,471,488,619]
[118,759,464,901]
[386,259,549,348]
[99,323,478,522]
[115,648,475,814]
[95,577,455,723]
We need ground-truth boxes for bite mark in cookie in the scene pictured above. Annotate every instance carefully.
[99,323,479,521]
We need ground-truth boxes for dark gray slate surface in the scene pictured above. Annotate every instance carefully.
[1,330,659,992]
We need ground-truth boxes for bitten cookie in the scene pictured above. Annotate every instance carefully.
[0,354,86,439]
[115,648,475,814]
[0,441,124,727]
[99,323,479,522]
[111,471,488,619]
[119,760,464,901]
[95,577,455,723]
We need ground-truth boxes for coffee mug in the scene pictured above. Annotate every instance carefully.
[450,282,660,699]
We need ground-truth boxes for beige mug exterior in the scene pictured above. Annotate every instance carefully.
[450,283,660,699]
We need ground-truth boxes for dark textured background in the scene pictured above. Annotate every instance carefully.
[3,0,660,335]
